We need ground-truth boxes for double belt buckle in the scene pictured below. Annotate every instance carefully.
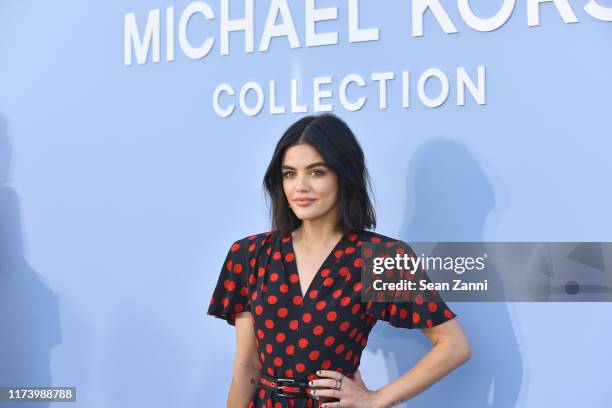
[275,378,303,397]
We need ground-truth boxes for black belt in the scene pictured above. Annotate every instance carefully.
[259,372,339,402]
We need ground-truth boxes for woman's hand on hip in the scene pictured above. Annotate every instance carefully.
[308,369,385,408]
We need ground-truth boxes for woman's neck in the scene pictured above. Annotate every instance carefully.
[292,221,343,249]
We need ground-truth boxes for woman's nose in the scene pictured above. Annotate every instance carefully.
[296,173,310,190]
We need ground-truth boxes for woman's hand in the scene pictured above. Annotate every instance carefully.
[308,369,384,408]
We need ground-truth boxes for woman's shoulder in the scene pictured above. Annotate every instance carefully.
[230,230,278,249]
[357,229,404,244]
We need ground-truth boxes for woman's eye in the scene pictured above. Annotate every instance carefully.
[283,171,295,178]
[312,169,325,176]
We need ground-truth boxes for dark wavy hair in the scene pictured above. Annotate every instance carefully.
[263,113,376,237]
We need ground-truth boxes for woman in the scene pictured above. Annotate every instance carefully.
[207,113,471,408]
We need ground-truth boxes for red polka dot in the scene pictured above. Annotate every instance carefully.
[332,289,342,298]
[289,274,299,283]
[353,282,362,292]
[324,336,335,346]
[415,294,424,305]
[399,308,408,319]
[296,363,305,372]
[371,237,381,243]
[293,296,302,306]
[339,267,349,276]
[412,312,421,324]
[289,320,298,330]
[334,250,344,258]
[265,319,275,329]
[321,360,332,369]
[248,243,256,252]
[280,284,289,293]
[285,368,293,378]
[267,295,278,305]
[302,313,312,323]
[323,277,334,287]
[313,325,324,335]
[276,332,286,343]
[389,304,398,316]
[274,357,283,367]
[308,350,320,360]
[255,305,263,315]
[339,321,350,332]
[335,344,345,354]
[428,302,438,312]
[326,311,337,321]
[353,258,363,268]
[298,338,309,348]
[270,272,279,282]
[266,344,273,353]
[309,290,318,299]
[316,300,327,310]
[273,251,281,260]
[286,345,295,355]
[285,252,295,262]
[426,319,433,327]
[340,296,351,306]
[351,304,361,314]
[444,309,454,319]
[345,246,355,254]
[233,263,243,273]
[258,267,265,277]
[321,268,331,277]
[231,243,241,252]
[277,307,288,318]
[257,329,264,339]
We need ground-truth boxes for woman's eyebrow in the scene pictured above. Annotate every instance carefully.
[282,162,328,170]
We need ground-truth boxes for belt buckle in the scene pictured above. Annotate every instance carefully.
[276,378,298,397]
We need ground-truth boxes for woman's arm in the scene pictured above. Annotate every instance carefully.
[372,318,471,408]
[227,312,260,408]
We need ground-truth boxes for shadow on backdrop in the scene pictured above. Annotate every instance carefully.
[365,139,523,408]
[0,115,62,407]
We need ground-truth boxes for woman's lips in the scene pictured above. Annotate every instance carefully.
[294,198,316,206]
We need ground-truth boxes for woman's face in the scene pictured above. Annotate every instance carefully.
[282,143,339,225]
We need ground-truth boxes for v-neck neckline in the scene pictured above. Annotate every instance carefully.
[287,231,347,300]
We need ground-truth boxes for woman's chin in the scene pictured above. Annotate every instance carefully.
[294,211,324,221]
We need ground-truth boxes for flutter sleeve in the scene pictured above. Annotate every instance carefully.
[206,238,251,326]
[363,242,457,329]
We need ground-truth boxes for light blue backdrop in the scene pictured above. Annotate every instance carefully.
[1,1,611,407]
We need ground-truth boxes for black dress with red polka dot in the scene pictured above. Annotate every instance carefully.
[207,229,457,408]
